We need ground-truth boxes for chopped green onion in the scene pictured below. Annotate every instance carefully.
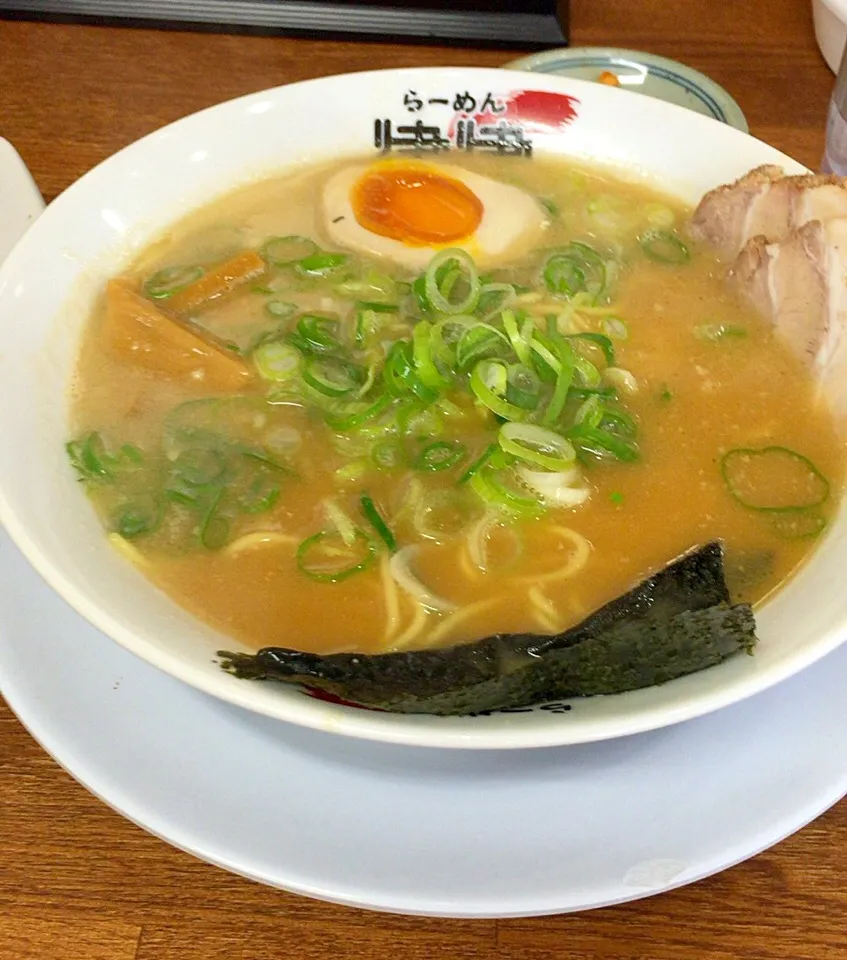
[66,432,114,483]
[542,338,575,426]
[720,447,830,511]
[237,473,281,514]
[609,491,625,506]
[356,301,398,314]
[502,310,533,366]
[568,423,639,462]
[423,248,481,315]
[142,265,204,300]
[456,323,510,370]
[414,440,467,472]
[505,363,542,411]
[543,255,585,298]
[295,314,342,353]
[354,308,388,348]
[602,316,629,340]
[325,395,393,432]
[412,321,452,391]
[172,446,229,487]
[335,460,368,484]
[296,251,349,277]
[574,394,605,428]
[265,299,296,319]
[475,283,516,322]
[542,242,608,303]
[694,323,748,342]
[324,498,358,545]
[200,488,229,550]
[302,357,364,397]
[573,356,602,388]
[469,466,543,519]
[296,529,376,582]
[113,497,161,539]
[336,271,398,302]
[470,360,530,421]
[458,443,498,485]
[253,341,300,382]
[261,235,318,266]
[371,438,406,470]
[384,341,438,403]
[398,403,443,438]
[567,332,615,367]
[360,494,397,552]
[539,196,560,218]
[639,229,690,264]
[498,422,576,471]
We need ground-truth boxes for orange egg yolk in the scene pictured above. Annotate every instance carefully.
[351,167,483,246]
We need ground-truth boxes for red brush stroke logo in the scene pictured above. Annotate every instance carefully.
[449,89,580,137]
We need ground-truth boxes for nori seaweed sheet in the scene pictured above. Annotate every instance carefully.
[218,541,757,715]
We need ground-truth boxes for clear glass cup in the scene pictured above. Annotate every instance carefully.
[822,41,847,174]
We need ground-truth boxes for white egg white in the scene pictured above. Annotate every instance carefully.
[320,161,549,272]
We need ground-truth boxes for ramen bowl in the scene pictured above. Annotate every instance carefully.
[0,67,845,749]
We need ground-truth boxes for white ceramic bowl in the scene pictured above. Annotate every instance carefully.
[813,0,847,72]
[1,67,845,750]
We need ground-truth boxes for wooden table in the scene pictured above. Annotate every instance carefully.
[2,2,846,956]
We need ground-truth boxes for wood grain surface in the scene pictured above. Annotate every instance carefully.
[1,1,846,956]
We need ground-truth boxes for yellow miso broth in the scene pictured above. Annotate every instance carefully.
[67,153,845,655]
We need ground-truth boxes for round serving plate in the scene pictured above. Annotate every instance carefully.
[2,526,846,917]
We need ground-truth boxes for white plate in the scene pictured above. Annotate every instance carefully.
[0,138,43,262]
[1,526,845,918]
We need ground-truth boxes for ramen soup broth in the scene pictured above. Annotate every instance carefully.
[68,154,845,656]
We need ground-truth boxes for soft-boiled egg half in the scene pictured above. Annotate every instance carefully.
[321,159,550,271]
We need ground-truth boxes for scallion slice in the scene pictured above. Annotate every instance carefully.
[414,440,468,472]
[458,443,498,485]
[253,341,300,382]
[639,229,690,264]
[568,423,639,462]
[470,360,530,422]
[412,320,452,391]
[720,447,830,511]
[302,357,364,398]
[423,248,481,315]
[325,395,393,432]
[295,314,342,354]
[296,529,376,582]
[360,494,397,552]
[142,265,204,300]
[296,251,349,277]
[113,497,162,539]
[261,235,318,266]
[455,323,511,371]
[469,466,543,519]
[371,438,406,470]
[265,299,296,319]
[498,422,576,471]
[475,282,516,322]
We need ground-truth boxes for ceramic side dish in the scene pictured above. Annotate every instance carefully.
[504,47,748,132]
[1,66,845,750]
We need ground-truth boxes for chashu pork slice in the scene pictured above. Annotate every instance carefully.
[691,166,847,260]
[690,165,785,259]
[731,218,847,419]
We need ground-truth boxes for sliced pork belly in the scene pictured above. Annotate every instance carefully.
[731,218,847,419]
[690,165,784,259]
[691,167,847,260]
